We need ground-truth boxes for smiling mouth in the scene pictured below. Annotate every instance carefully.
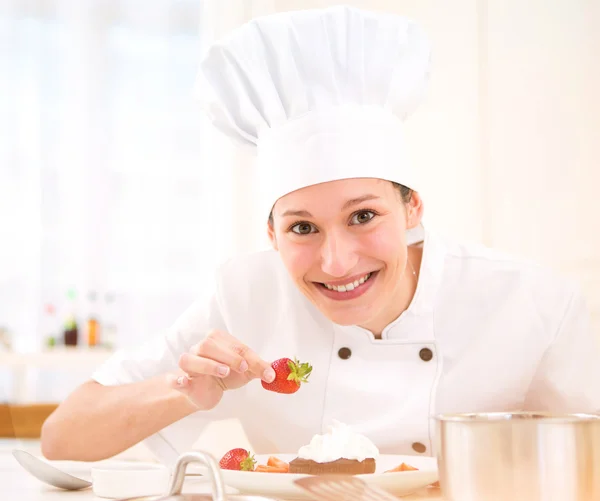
[318,272,375,292]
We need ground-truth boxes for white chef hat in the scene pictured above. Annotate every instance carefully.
[194,5,431,231]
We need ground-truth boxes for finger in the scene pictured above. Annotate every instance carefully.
[225,342,275,383]
[214,333,276,383]
[178,352,232,378]
[195,331,275,383]
[191,337,249,374]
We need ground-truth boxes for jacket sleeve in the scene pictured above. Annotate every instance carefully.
[90,280,245,466]
[524,285,600,413]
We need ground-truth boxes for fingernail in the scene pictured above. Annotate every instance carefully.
[177,376,184,386]
[239,360,249,372]
[218,365,229,377]
[263,368,275,383]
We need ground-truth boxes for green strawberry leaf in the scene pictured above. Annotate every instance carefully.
[240,453,256,471]
[287,358,313,384]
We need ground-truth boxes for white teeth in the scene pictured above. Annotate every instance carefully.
[324,273,372,292]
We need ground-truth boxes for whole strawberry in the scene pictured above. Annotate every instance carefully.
[219,448,256,471]
[262,357,312,394]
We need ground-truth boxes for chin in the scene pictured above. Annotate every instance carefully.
[320,307,371,327]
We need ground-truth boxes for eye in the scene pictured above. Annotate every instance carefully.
[291,222,317,235]
[350,210,375,225]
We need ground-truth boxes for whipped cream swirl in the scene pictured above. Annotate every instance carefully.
[297,420,380,463]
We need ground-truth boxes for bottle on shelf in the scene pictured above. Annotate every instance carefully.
[86,291,100,347]
[63,289,79,347]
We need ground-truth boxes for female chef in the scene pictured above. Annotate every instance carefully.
[41,6,600,466]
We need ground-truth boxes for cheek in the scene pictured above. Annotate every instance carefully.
[277,238,318,278]
[360,224,405,261]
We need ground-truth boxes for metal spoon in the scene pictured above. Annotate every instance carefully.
[12,449,92,490]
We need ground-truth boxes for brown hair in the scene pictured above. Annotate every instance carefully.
[268,181,413,225]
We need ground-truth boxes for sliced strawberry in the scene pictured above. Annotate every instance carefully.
[261,357,312,394]
[267,456,289,471]
[255,465,288,473]
[385,462,419,473]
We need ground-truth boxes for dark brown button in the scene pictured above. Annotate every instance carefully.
[419,348,433,362]
[412,442,427,454]
[338,347,352,360]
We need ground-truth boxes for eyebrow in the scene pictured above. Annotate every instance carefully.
[280,194,381,218]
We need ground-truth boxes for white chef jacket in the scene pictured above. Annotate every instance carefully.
[91,227,600,466]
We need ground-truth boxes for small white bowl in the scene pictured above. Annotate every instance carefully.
[91,462,171,499]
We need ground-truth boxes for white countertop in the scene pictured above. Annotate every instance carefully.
[1,439,443,500]
[0,438,214,500]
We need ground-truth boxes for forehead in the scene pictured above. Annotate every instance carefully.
[276,178,393,208]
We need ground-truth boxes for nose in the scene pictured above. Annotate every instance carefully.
[320,230,359,278]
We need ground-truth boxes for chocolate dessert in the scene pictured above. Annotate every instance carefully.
[289,457,376,475]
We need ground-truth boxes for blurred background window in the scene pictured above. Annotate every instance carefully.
[0,0,234,356]
[0,0,242,401]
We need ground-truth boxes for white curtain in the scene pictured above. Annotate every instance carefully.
[0,0,282,401]
[0,0,280,357]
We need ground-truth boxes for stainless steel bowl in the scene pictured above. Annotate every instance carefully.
[435,412,600,501]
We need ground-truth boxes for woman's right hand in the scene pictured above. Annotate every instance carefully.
[167,329,276,411]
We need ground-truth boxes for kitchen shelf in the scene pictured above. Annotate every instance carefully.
[0,347,114,370]
[0,347,115,403]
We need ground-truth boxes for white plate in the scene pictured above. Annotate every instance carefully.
[216,454,438,500]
